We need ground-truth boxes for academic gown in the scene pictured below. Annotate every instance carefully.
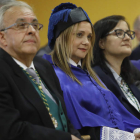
[43,54,140,139]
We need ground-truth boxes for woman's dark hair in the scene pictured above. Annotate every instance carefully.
[93,15,133,84]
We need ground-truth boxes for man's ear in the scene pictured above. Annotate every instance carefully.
[0,32,7,47]
[99,39,105,49]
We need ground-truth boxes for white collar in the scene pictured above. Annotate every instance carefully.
[69,58,81,67]
[12,57,35,70]
[105,62,122,84]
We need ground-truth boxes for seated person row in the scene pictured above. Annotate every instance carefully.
[0,1,81,140]
[43,3,140,140]
[92,15,140,120]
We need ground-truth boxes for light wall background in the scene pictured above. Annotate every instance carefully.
[21,0,140,49]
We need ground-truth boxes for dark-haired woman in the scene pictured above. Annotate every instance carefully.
[92,15,140,120]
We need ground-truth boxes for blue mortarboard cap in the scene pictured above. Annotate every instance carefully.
[48,2,91,50]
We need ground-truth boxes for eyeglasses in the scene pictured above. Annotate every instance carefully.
[0,22,43,31]
[106,29,135,40]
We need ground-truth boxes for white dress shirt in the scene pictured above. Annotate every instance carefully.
[68,58,81,67]
[13,57,35,70]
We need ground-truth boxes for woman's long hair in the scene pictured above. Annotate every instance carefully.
[93,15,133,84]
[51,22,106,88]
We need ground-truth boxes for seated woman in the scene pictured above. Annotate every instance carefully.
[92,15,140,120]
[43,3,140,140]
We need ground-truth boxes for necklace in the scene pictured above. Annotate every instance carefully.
[22,67,58,128]
[120,78,140,113]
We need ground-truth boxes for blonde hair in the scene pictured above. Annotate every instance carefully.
[51,22,106,88]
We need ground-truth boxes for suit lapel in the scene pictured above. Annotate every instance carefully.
[93,65,140,112]
[34,58,67,114]
[94,66,129,101]
[107,71,128,100]
[0,49,54,128]
[13,71,54,128]
[34,61,59,103]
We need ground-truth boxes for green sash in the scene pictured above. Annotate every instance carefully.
[23,69,68,132]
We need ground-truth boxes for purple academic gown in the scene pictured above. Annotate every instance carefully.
[43,54,140,133]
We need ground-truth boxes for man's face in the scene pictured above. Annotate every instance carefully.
[1,6,40,59]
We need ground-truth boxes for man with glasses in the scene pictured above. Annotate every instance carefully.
[0,1,81,140]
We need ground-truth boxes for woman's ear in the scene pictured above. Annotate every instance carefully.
[0,32,7,47]
[99,39,105,49]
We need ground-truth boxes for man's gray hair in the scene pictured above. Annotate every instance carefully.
[133,15,140,30]
[0,0,16,6]
[0,1,33,30]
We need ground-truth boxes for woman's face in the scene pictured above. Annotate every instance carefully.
[100,20,132,59]
[70,21,92,64]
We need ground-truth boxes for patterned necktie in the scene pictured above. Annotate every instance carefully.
[26,68,56,103]
[26,68,39,83]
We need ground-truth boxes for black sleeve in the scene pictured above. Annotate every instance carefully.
[78,127,100,140]
[68,121,83,140]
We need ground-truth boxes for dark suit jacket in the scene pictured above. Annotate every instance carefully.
[130,44,140,60]
[0,48,81,140]
[93,65,140,120]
